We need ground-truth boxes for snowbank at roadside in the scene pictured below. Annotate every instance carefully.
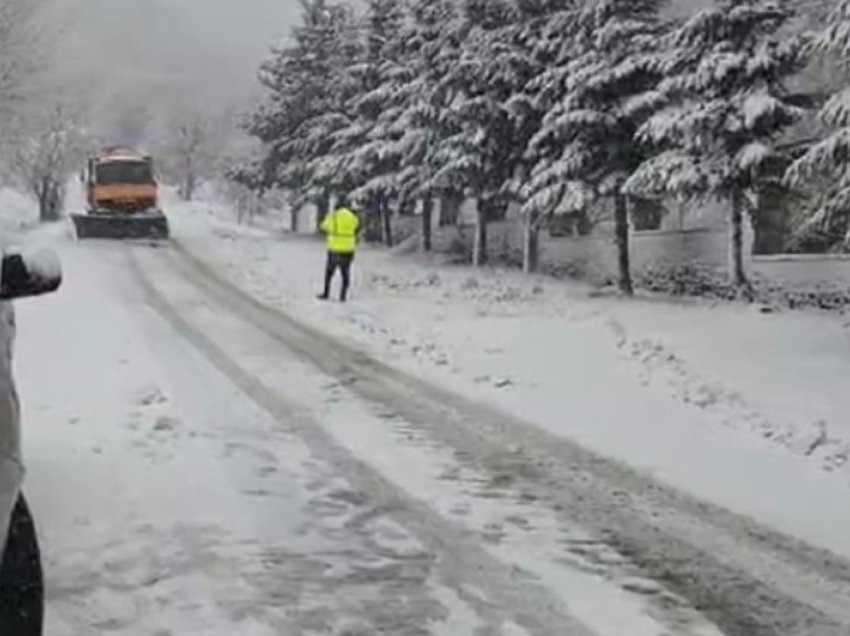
[163,184,290,236]
[170,203,850,555]
[0,188,38,234]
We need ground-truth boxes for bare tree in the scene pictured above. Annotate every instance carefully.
[11,104,83,222]
[157,102,229,200]
[0,0,58,147]
[173,115,206,200]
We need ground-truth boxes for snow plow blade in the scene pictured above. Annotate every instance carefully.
[71,213,170,240]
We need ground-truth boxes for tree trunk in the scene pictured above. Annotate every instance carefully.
[614,192,633,295]
[422,196,433,252]
[315,192,330,232]
[181,156,195,201]
[399,198,416,216]
[439,192,462,227]
[730,188,749,289]
[523,210,540,273]
[45,194,59,222]
[381,195,394,248]
[473,202,488,267]
[490,198,509,222]
[290,199,300,232]
[364,195,382,242]
[184,174,195,201]
[38,191,50,223]
[38,179,62,223]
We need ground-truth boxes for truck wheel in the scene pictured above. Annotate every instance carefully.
[0,495,44,635]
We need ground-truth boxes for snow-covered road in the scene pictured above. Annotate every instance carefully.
[10,228,850,635]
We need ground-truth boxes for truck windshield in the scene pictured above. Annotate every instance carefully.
[95,161,154,185]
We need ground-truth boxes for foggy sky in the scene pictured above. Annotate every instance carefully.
[64,0,303,103]
[62,0,702,115]
[56,0,702,144]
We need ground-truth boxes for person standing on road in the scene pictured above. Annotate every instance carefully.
[318,196,360,302]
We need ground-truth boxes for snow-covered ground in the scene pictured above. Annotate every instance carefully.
[171,204,850,556]
[10,231,729,635]
[4,198,850,634]
[0,188,39,234]
[20,237,560,634]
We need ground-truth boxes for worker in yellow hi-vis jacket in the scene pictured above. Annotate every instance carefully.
[318,197,360,302]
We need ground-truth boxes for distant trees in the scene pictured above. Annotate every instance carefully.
[159,106,223,201]
[172,115,206,201]
[244,0,849,292]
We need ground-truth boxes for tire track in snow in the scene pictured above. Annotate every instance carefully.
[129,245,597,636]
[165,239,850,636]
[137,242,722,635]
[131,246,726,635]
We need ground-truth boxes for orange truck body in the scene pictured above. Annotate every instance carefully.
[85,148,161,215]
[73,147,169,239]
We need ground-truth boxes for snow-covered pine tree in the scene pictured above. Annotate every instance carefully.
[245,1,361,230]
[523,0,667,292]
[786,0,850,251]
[330,0,408,246]
[433,0,531,266]
[247,2,330,176]
[493,0,579,273]
[626,0,805,289]
[291,4,364,218]
[387,0,462,252]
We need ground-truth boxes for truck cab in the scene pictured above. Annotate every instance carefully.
[84,148,160,215]
[73,148,169,240]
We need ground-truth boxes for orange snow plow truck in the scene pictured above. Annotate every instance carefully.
[71,148,169,240]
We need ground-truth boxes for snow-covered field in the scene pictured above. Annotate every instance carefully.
[5,201,850,634]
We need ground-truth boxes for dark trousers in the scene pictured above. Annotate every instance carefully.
[0,495,43,636]
[322,251,354,301]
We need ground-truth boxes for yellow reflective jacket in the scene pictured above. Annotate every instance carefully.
[321,206,359,254]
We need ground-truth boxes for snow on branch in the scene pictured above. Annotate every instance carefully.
[637,101,727,147]
[785,0,850,247]
[820,88,850,128]
[520,182,564,218]
[811,0,850,57]
[736,140,772,171]
[787,128,850,184]
[742,91,802,131]
[548,109,618,136]
[625,149,715,198]
[527,144,593,192]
